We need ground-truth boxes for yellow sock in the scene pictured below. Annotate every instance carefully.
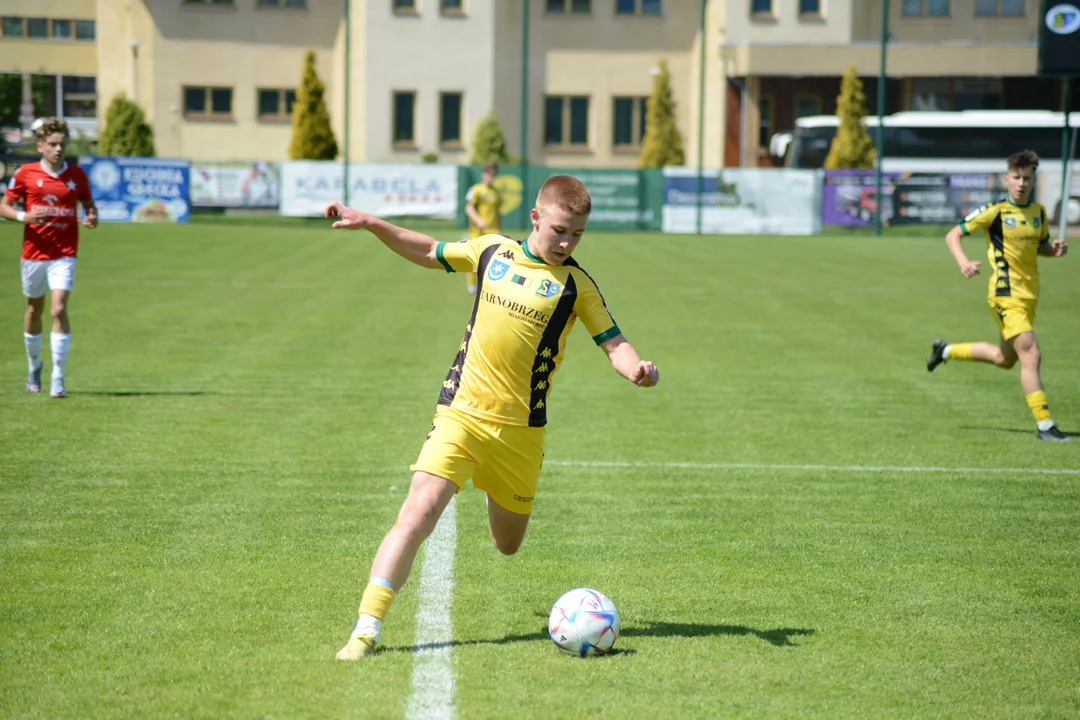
[358,582,396,622]
[948,343,974,361]
[1026,390,1052,423]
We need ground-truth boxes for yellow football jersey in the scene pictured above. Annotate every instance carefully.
[960,199,1049,300]
[434,235,620,427]
[465,183,502,238]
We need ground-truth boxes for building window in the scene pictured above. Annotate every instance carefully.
[546,0,591,13]
[184,86,234,119]
[75,20,95,40]
[975,0,1024,15]
[393,91,416,145]
[758,96,773,148]
[394,0,417,12]
[62,76,97,118]
[910,78,1003,110]
[751,0,772,16]
[257,89,296,120]
[52,19,72,38]
[795,96,821,118]
[902,0,949,16]
[617,0,661,14]
[544,95,589,147]
[27,18,48,38]
[799,0,821,16]
[258,0,308,6]
[613,96,647,148]
[441,0,464,12]
[2,17,25,36]
[439,92,462,146]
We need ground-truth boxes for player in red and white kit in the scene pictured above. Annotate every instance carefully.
[0,117,97,398]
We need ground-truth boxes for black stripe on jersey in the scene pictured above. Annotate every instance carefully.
[527,274,577,428]
[438,242,502,407]
[988,211,1011,297]
[563,256,617,325]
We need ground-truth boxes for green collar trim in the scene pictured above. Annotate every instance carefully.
[520,239,550,265]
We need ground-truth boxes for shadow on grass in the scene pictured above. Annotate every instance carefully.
[71,391,213,397]
[959,425,1077,439]
[384,619,815,655]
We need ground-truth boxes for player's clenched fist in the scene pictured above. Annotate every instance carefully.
[630,361,659,387]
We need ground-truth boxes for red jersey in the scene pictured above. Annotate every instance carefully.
[5,161,93,261]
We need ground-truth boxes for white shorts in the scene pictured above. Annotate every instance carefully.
[21,257,77,298]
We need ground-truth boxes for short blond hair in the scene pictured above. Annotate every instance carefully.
[536,175,591,216]
[34,117,69,142]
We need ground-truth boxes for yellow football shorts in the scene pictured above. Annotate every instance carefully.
[988,297,1037,341]
[410,405,545,515]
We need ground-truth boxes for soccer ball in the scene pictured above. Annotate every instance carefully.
[548,588,620,657]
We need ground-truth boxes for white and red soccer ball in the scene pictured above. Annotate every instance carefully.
[548,588,620,657]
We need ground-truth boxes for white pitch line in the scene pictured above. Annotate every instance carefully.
[405,497,457,720]
[547,460,1080,476]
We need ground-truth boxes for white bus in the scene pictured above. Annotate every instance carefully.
[773,110,1080,223]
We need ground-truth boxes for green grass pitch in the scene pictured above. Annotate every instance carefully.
[1,218,1078,719]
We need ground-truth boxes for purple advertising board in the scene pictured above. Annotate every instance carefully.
[822,170,1007,227]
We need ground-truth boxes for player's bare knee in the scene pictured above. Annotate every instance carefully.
[491,534,523,556]
[998,354,1017,369]
[50,303,67,321]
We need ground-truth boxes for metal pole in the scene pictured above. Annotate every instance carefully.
[520,0,530,229]
[695,0,706,235]
[1058,76,1073,242]
[874,0,889,237]
[343,0,351,207]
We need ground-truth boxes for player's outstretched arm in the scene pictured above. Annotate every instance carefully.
[324,201,442,269]
[599,335,659,387]
[945,225,981,278]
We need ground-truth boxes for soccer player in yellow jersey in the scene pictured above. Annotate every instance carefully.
[324,175,660,659]
[462,163,502,294]
[926,149,1070,442]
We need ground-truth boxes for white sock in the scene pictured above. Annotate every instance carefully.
[352,614,382,641]
[1037,419,1055,432]
[51,332,70,378]
[24,333,42,371]
[943,345,952,360]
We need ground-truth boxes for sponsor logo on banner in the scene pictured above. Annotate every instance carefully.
[280,161,457,218]
[1046,3,1080,34]
[82,156,190,223]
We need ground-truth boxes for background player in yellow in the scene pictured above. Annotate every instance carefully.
[323,175,660,659]
[462,163,502,294]
[926,149,1070,442]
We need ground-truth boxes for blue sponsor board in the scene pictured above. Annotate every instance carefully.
[82,156,190,223]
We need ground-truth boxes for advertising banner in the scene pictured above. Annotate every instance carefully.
[662,168,822,235]
[456,166,664,231]
[822,170,1006,227]
[81,156,191,223]
[191,162,281,207]
[280,162,457,218]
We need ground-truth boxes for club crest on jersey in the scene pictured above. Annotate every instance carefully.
[487,259,510,282]
[535,279,562,298]
[1032,217,1042,228]
[1004,216,1017,229]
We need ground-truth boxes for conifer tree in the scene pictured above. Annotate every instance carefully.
[638,60,684,168]
[824,66,876,170]
[289,51,338,160]
[98,93,155,157]
[469,112,510,165]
